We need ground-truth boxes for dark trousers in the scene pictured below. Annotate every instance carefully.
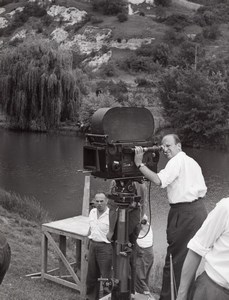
[159,199,207,300]
[86,241,112,300]
[0,243,11,284]
[189,271,229,300]
[135,245,154,294]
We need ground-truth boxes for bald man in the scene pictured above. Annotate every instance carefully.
[86,193,112,300]
[134,134,208,300]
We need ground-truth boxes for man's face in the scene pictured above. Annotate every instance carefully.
[94,193,107,213]
[161,135,181,160]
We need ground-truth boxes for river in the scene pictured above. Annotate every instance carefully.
[0,128,228,259]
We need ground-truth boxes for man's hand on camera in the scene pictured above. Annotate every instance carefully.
[134,146,144,167]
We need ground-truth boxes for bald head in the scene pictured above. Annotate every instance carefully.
[161,134,182,160]
[94,193,108,213]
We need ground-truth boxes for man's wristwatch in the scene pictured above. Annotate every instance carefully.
[137,163,145,169]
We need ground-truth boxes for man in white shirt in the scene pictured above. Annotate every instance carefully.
[86,193,112,300]
[177,197,229,300]
[136,215,155,300]
[134,134,208,300]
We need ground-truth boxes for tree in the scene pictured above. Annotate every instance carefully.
[158,67,228,145]
[78,92,120,130]
[0,39,85,131]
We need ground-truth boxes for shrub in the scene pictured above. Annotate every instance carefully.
[154,0,171,7]
[136,43,155,57]
[163,28,187,45]
[90,16,103,24]
[164,13,191,30]
[99,62,117,77]
[91,0,126,15]
[152,43,170,66]
[135,77,151,87]
[202,24,221,40]
[78,92,120,128]
[117,12,128,22]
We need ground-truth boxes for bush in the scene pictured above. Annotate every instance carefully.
[117,12,128,22]
[164,13,191,30]
[99,62,117,77]
[154,0,171,7]
[136,43,155,57]
[90,16,103,24]
[78,92,120,128]
[202,24,221,40]
[91,0,126,15]
[135,77,151,87]
[163,28,187,45]
[152,43,170,66]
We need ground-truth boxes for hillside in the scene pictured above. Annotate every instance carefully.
[0,0,200,131]
[0,0,229,147]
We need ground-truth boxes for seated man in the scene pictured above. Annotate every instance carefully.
[176,197,229,300]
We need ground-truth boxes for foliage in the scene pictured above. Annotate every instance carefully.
[163,28,187,46]
[164,13,192,31]
[0,1,47,37]
[94,80,128,103]
[158,67,229,145]
[78,92,120,129]
[0,0,13,7]
[98,62,117,77]
[0,39,86,130]
[202,24,221,40]
[154,0,171,7]
[196,3,229,24]
[169,41,205,69]
[135,77,151,87]
[90,15,104,24]
[117,12,128,22]
[91,0,126,15]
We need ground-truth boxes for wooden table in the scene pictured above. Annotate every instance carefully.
[41,215,90,299]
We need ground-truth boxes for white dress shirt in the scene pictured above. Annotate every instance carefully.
[188,197,229,289]
[157,151,207,204]
[88,207,110,243]
[137,223,153,248]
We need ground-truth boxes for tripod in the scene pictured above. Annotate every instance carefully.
[108,178,143,300]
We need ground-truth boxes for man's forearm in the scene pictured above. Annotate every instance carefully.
[139,165,161,186]
[176,250,202,300]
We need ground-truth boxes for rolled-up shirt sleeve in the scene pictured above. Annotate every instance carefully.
[188,199,228,257]
[158,156,180,188]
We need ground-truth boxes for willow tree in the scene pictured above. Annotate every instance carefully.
[0,38,84,130]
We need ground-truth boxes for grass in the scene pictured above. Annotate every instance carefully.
[0,189,79,300]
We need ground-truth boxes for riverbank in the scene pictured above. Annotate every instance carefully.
[0,189,79,300]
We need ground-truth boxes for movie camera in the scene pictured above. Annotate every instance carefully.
[83,107,162,180]
[83,107,162,300]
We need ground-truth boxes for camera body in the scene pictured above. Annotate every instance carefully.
[83,107,161,179]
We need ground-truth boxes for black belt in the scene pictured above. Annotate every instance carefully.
[170,197,202,207]
[91,240,107,244]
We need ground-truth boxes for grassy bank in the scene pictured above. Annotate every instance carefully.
[0,188,162,299]
[0,189,79,300]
